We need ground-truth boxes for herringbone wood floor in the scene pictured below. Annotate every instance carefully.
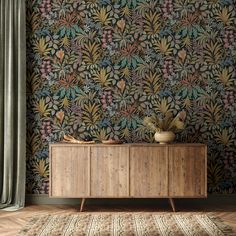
[0,202,236,236]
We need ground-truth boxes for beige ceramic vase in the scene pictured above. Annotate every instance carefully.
[154,131,175,144]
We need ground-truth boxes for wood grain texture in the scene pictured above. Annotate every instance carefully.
[50,143,207,199]
[90,146,129,197]
[130,146,168,197]
[50,146,90,197]
[168,146,207,197]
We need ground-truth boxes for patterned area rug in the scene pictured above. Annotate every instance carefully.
[18,213,234,236]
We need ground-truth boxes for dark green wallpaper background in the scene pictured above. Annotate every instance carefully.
[26,0,236,194]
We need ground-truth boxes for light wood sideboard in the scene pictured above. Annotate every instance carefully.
[49,143,207,211]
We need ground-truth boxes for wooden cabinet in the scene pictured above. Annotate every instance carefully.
[130,146,168,197]
[169,146,207,197]
[50,143,207,211]
[90,146,129,197]
[50,146,90,197]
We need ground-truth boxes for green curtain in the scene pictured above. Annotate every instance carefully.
[0,0,26,210]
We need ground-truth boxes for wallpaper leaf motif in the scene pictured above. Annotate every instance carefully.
[26,0,236,194]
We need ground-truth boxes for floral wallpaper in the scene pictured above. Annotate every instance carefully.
[26,0,236,194]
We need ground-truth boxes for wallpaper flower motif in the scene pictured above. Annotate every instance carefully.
[26,0,236,194]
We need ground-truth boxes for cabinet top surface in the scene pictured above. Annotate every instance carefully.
[50,142,206,147]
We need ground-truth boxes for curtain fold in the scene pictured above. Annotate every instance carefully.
[0,0,26,210]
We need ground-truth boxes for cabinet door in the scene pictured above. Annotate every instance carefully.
[50,146,90,197]
[130,146,168,197]
[90,146,129,197]
[169,146,207,197]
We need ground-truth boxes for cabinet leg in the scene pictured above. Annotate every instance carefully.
[80,198,86,212]
[169,198,176,212]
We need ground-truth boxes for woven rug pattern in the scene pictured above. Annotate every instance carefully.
[18,213,234,236]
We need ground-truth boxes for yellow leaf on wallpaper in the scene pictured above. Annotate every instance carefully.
[34,98,50,117]
[215,128,234,147]
[56,110,65,124]
[184,97,191,108]
[143,11,161,35]
[122,127,130,138]
[82,42,100,64]
[216,7,233,25]
[117,19,126,32]
[159,98,171,115]
[154,38,172,55]
[62,96,70,108]
[94,128,110,141]
[93,7,111,25]
[33,37,50,57]
[56,49,65,60]
[27,12,41,32]
[143,72,162,95]
[178,49,187,61]
[33,160,49,178]
[117,79,126,92]
[217,68,233,87]
[204,41,222,65]
[122,5,130,17]
[82,103,101,129]
[183,36,191,47]
[93,68,111,86]
[61,35,69,47]
[122,66,130,79]
[203,102,222,125]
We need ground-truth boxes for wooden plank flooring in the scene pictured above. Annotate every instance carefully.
[0,202,236,235]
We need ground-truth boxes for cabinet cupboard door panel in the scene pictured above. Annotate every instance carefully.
[169,146,206,197]
[90,147,129,197]
[130,146,168,197]
[50,146,90,197]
